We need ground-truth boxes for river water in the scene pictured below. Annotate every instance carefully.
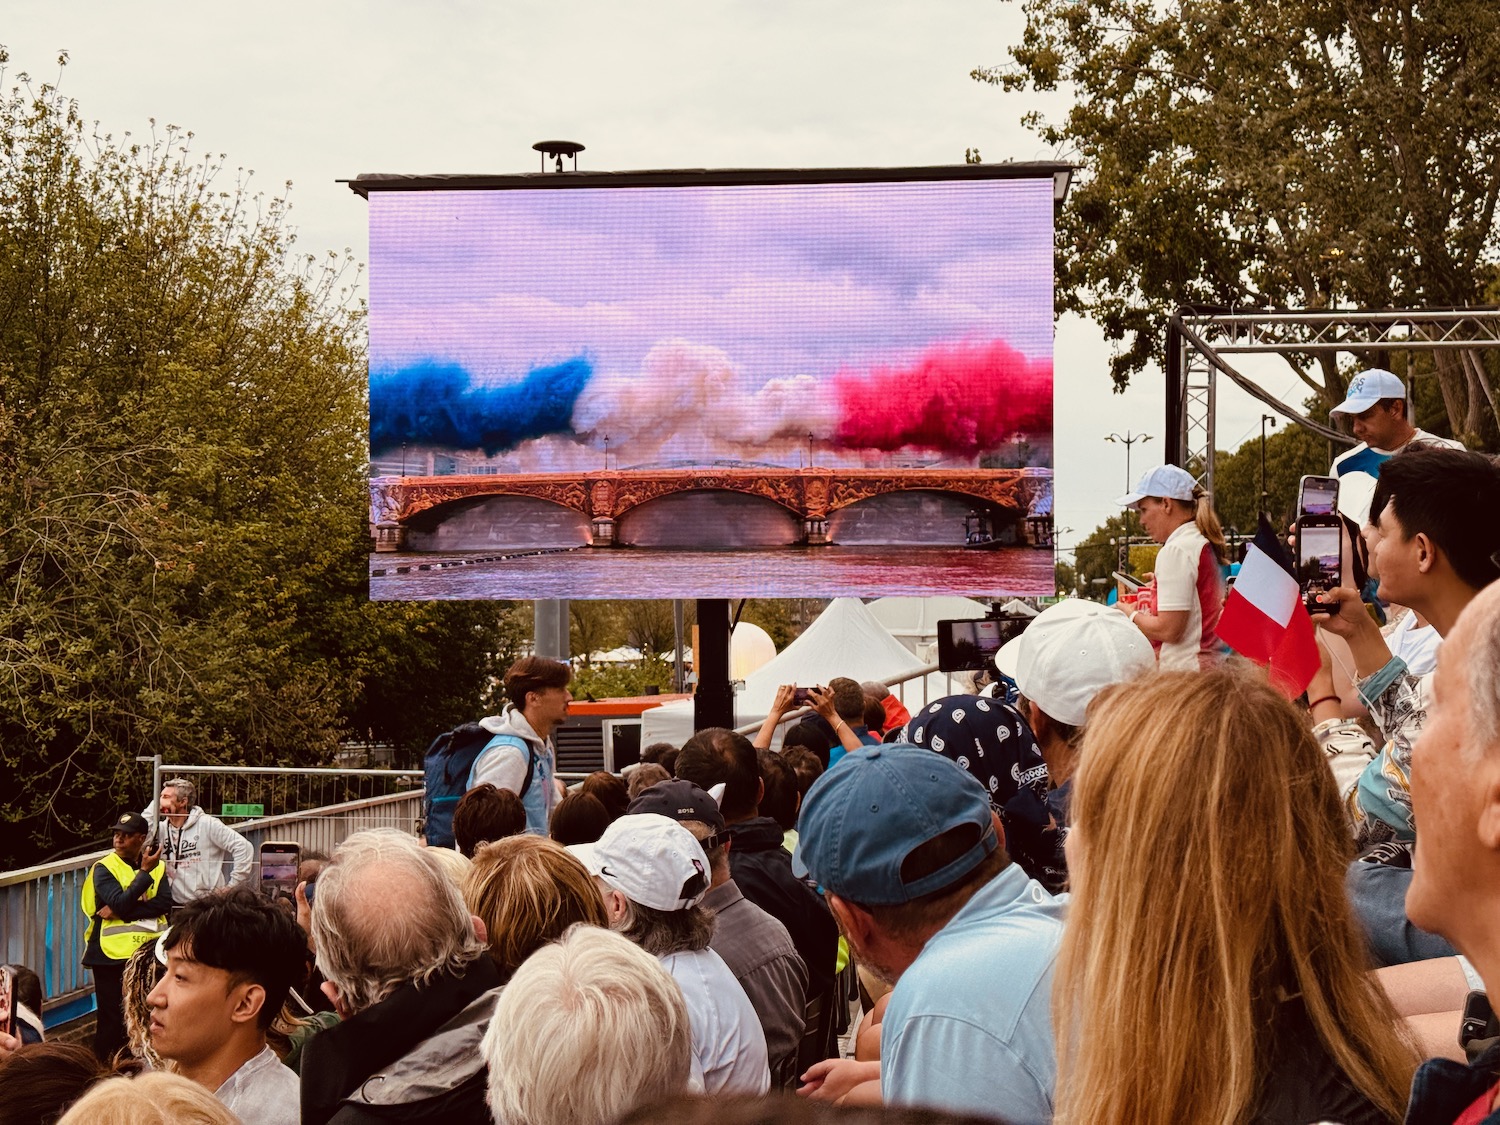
[370,545,1054,600]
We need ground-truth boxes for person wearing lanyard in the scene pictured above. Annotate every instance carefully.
[1116,464,1230,671]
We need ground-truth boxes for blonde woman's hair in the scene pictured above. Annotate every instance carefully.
[1055,668,1417,1125]
[482,924,692,1125]
[56,1071,240,1124]
[1177,482,1228,563]
[462,834,607,982]
[425,844,472,888]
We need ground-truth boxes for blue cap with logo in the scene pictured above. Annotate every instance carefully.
[792,744,997,906]
[1332,368,1406,415]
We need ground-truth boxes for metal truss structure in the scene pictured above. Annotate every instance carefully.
[1165,308,1500,495]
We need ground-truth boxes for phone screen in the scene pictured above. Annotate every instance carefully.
[0,965,14,1040]
[1298,523,1343,610]
[259,845,300,898]
[937,617,1025,672]
[1299,476,1339,517]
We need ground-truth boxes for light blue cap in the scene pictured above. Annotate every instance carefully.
[1331,368,1406,415]
[1114,463,1197,507]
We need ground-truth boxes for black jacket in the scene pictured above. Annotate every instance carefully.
[301,956,502,1125]
[725,816,839,997]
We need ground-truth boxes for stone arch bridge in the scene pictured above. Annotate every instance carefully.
[370,467,1053,551]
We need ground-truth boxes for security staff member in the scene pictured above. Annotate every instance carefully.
[81,811,172,1061]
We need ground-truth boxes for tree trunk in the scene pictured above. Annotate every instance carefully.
[1462,349,1499,439]
[1431,349,1470,439]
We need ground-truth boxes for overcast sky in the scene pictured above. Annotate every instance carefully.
[5,1,1294,557]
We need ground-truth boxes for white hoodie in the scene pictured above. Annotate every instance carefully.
[144,805,255,903]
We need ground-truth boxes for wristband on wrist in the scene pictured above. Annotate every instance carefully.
[1129,609,1141,624]
[1308,694,1340,710]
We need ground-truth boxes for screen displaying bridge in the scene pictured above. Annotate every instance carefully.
[359,166,1058,600]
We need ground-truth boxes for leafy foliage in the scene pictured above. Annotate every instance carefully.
[982,0,1500,441]
[0,60,509,865]
[571,658,680,702]
[1209,423,1333,534]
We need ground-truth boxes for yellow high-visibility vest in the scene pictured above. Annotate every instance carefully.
[80,852,167,961]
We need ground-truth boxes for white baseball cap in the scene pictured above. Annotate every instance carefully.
[996,596,1102,679]
[569,812,710,912]
[1114,464,1197,507]
[1331,368,1406,415]
[1011,601,1155,726]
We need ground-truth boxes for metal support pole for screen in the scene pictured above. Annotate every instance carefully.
[533,600,570,661]
[693,599,734,731]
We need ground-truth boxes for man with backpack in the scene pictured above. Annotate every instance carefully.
[424,656,570,843]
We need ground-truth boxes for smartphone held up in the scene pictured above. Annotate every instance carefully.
[259,841,301,903]
[1295,475,1342,614]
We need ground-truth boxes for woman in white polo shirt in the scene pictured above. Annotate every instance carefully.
[1117,464,1230,671]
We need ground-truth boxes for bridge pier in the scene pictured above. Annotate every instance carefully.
[373,521,407,552]
[802,518,831,546]
[590,517,617,547]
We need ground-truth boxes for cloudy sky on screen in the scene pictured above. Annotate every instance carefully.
[369,179,1054,381]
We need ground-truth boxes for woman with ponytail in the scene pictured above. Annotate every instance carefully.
[1116,464,1230,670]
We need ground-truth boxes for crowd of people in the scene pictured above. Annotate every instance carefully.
[2,386,1500,1124]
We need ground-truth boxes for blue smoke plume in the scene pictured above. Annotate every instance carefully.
[370,356,593,456]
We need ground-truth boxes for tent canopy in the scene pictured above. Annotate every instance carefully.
[639,598,956,748]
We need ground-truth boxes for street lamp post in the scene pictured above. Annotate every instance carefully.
[1053,526,1073,594]
[1105,432,1151,575]
[1259,414,1277,518]
[603,433,610,472]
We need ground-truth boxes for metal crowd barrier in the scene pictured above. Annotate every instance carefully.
[0,784,424,1030]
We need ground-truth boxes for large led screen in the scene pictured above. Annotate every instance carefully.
[364,170,1056,599]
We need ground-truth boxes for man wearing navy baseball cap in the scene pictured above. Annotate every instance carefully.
[793,744,1065,1123]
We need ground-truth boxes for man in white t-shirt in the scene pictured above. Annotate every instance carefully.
[148,888,306,1125]
[1329,368,1464,523]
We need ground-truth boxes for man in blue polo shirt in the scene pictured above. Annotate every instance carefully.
[793,744,1065,1123]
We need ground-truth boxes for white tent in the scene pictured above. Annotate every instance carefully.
[639,598,962,747]
[865,596,991,661]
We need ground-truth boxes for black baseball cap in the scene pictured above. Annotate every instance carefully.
[110,812,149,835]
[626,779,726,834]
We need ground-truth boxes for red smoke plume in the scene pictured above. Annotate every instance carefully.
[830,339,1053,454]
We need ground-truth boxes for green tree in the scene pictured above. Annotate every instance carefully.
[571,657,678,701]
[981,0,1500,443]
[1209,424,1332,534]
[1071,515,1136,600]
[1053,559,1078,598]
[0,61,507,865]
[570,601,627,665]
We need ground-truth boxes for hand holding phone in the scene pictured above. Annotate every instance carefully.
[259,842,301,901]
[1296,520,1344,614]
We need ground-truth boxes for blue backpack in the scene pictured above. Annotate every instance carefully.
[422,723,535,848]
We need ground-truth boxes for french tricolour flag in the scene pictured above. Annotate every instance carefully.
[1218,516,1321,698]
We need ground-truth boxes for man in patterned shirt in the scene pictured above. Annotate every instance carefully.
[1317,446,1500,964]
